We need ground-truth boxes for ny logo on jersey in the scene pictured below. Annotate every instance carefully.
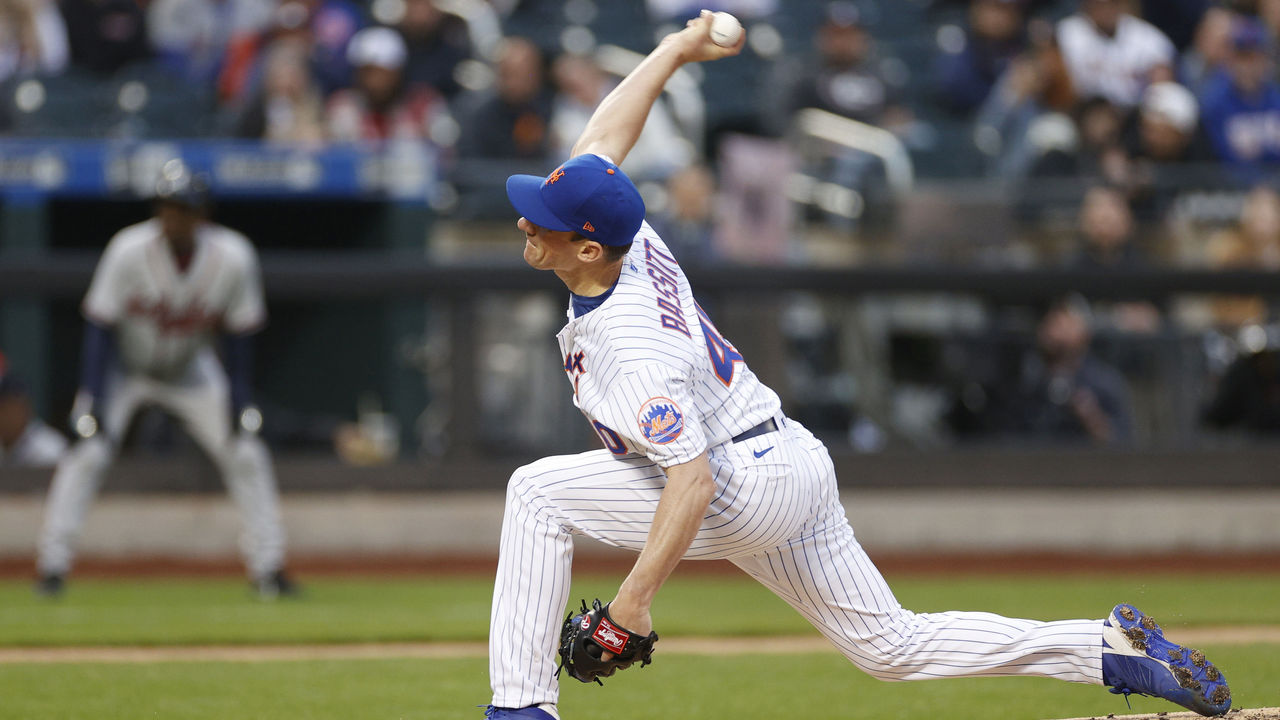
[564,351,586,395]
[564,351,585,375]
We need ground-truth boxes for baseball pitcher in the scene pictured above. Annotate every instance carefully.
[483,12,1230,720]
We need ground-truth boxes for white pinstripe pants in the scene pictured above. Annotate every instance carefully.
[489,418,1102,709]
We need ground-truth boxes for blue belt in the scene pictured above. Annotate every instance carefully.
[731,417,780,444]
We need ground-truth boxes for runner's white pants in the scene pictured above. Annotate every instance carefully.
[37,351,286,579]
[490,417,1102,709]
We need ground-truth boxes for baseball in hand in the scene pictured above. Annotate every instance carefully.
[709,11,743,47]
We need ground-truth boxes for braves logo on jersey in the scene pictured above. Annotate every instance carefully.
[125,297,222,335]
[637,397,683,445]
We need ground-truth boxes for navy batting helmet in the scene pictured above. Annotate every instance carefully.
[153,159,211,209]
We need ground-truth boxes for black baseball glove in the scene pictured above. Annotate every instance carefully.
[557,599,658,685]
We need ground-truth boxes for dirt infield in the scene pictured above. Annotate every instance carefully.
[1050,709,1280,720]
[1,626,1276,665]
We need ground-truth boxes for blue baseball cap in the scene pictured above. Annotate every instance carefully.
[1232,18,1271,53]
[506,154,645,247]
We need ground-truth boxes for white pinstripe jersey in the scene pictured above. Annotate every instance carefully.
[555,224,781,467]
[82,219,266,381]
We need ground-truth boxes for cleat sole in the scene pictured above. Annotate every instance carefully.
[1103,604,1231,717]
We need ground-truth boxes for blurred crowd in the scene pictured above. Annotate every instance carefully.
[4,0,1280,456]
[3,1,1280,260]
[4,1,1280,248]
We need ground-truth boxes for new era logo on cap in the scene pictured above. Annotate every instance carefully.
[506,154,645,247]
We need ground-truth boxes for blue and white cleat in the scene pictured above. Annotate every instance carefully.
[483,705,558,719]
[1102,603,1231,717]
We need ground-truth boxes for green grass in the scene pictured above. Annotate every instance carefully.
[0,572,1277,719]
[2,572,1278,646]
[0,646,1276,720]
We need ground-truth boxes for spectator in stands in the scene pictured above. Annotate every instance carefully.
[1068,185,1164,336]
[972,293,1136,443]
[297,0,364,93]
[1071,96,1128,183]
[1069,185,1147,270]
[454,36,552,160]
[1179,5,1234,93]
[1216,184,1280,269]
[646,162,719,264]
[972,18,1075,179]
[60,0,150,75]
[146,0,272,83]
[946,297,1136,445]
[761,1,910,136]
[1199,185,1280,329]
[0,0,68,81]
[233,36,326,145]
[992,94,1121,187]
[397,0,471,99]
[218,0,362,106]
[550,52,693,182]
[325,26,450,143]
[1102,82,1217,222]
[0,353,67,468]
[220,2,307,104]
[1200,17,1280,184]
[933,0,1030,115]
[1131,82,1208,168]
[1056,0,1175,110]
[1003,297,1135,445]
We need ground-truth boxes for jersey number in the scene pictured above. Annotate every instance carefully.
[593,421,628,455]
[696,303,743,387]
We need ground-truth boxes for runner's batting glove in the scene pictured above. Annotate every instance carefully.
[69,390,102,440]
[235,405,263,436]
[557,599,658,685]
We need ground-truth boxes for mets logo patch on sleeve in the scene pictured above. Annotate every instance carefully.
[637,397,684,445]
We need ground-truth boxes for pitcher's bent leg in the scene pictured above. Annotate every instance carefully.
[489,450,670,709]
[489,459,577,709]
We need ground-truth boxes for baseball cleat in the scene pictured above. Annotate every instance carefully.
[483,705,558,719]
[252,569,300,600]
[34,573,64,598]
[1102,603,1231,716]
